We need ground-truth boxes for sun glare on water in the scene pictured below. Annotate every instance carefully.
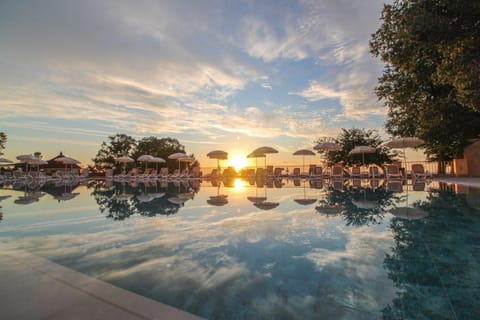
[228,155,248,171]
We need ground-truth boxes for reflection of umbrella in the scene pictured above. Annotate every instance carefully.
[250,146,278,168]
[253,202,280,210]
[349,146,376,166]
[247,196,267,202]
[390,207,428,220]
[54,192,80,201]
[294,199,317,205]
[137,194,156,202]
[207,182,228,206]
[0,195,11,202]
[207,195,229,206]
[351,199,378,209]
[315,204,346,215]
[207,150,228,170]
[168,197,188,205]
[14,191,44,205]
[293,149,315,174]
[293,180,317,205]
[14,196,39,205]
[114,193,132,201]
[382,137,425,169]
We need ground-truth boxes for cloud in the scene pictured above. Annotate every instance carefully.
[0,0,389,162]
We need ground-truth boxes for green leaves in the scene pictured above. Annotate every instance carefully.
[371,0,480,161]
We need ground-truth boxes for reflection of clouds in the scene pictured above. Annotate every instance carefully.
[2,184,399,318]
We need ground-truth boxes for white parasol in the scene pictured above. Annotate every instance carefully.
[348,146,376,166]
[293,149,316,175]
[381,137,425,169]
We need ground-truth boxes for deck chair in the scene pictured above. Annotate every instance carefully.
[266,165,274,177]
[331,165,344,180]
[272,167,283,178]
[386,180,403,192]
[411,164,429,180]
[368,166,382,179]
[293,178,301,186]
[290,167,301,177]
[350,166,362,178]
[412,181,426,191]
[385,164,403,180]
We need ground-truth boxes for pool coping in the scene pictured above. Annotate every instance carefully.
[433,177,480,188]
[0,243,205,320]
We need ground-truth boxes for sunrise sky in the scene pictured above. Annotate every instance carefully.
[0,0,419,168]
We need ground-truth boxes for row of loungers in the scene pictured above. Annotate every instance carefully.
[110,163,432,182]
[0,170,88,185]
[111,167,201,181]
[238,163,432,181]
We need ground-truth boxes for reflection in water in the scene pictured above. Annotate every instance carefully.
[90,180,199,219]
[0,179,480,319]
[383,186,480,319]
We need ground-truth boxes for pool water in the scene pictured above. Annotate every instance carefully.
[1,178,479,319]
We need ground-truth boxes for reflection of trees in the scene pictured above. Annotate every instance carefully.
[90,181,136,220]
[383,187,480,319]
[90,181,198,220]
[319,185,399,226]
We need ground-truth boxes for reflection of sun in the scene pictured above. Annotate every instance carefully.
[233,178,249,191]
[228,155,248,171]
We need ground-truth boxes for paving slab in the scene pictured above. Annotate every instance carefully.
[0,244,204,320]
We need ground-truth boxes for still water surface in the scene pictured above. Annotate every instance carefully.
[1,178,479,319]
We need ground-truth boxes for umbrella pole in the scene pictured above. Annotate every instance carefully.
[303,156,305,175]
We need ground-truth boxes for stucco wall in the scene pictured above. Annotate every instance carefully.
[463,141,480,177]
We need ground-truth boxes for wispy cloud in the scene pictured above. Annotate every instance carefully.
[0,0,389,163]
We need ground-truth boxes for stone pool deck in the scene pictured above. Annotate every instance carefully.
[433,176,480,187]
[0,244,204,320]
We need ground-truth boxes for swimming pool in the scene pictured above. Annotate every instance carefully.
[1,178,479,319]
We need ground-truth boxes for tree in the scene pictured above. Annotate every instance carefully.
[370,0,480,161]
[321,128,396,167]
[0,132,7,156]
[132,136,195,173]
[92,134,137,169]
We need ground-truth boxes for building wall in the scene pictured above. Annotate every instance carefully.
[463,141,480,177]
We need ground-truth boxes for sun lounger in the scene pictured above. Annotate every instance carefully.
[290,168,301,178]
[350,166,362,178]
[411,164,430,180]
[331,165,344,180]
[385,164,403,180]
[368,166,382,179]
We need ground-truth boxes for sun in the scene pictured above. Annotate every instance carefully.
[228,155,248,172]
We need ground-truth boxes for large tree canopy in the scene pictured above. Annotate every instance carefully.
[93,134,197,172]
[319,128,396,167]
[92,134,137,169]
[370,0,480,161]
[132,136,193,172]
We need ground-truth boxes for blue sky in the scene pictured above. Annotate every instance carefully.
[0,0,407,168]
